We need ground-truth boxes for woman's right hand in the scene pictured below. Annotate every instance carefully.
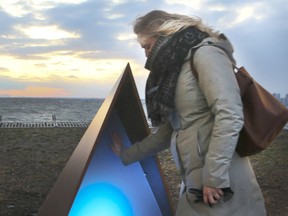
[203,186,224,206]
[111,131,123,156]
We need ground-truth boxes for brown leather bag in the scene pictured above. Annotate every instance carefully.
[191,50,288,157]
[233,66,288,156]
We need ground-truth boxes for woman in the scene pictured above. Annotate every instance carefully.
[112,10,266,216]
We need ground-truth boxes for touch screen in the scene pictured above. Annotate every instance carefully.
[69,112,162,216]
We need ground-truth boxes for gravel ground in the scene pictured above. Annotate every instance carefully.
[0,128,287,216]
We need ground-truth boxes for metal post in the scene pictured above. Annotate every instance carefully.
[52,114,57,127]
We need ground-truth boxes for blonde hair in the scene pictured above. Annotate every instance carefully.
[133,10,219,41]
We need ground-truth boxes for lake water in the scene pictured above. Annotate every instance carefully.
[0,97,104,123]
[0,97,286,130]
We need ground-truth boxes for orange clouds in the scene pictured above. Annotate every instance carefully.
[0,86,69,97]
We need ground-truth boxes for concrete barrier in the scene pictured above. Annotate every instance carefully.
[0,122,90,128]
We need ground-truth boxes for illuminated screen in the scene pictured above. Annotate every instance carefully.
[69,111,163,216]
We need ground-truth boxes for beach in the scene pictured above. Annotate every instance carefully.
[0,127,287,216]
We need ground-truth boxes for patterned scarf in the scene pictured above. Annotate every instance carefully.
[145,27,209,126]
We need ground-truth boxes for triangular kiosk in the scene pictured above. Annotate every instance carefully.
[38,63,174,216]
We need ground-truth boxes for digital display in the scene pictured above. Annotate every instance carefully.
[69,112,163,216]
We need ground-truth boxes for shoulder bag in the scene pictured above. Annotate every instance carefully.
[191,46,288,157]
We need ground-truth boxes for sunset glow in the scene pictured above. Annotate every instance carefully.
[16,25,80,40]
[0,1,286,98]
[0,86,69,97]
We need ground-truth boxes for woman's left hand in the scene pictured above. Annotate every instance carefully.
[203,186,224,206]
[111,131,123,156]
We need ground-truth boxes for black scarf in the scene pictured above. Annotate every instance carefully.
[145,27,209,126]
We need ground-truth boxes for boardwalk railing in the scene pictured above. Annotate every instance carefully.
[0,121,90,128]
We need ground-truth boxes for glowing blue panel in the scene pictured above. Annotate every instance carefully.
[69,112,163,216]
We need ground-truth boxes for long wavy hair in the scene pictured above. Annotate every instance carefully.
[133,10,220,42]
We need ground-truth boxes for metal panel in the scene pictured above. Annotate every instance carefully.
[37,63,174,216]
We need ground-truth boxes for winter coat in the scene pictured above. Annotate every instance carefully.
[120,36,266,216]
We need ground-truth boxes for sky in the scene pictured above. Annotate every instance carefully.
[0,0,287,99]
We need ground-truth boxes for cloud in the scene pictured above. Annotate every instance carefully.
[15,25,80,40]
[0,0,287,98]
[165,0,204,10]
[0,67,9,73]
[0,76,120,98]
[34,63,47,68]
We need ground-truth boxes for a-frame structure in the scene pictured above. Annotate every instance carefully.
[38,63,174,216]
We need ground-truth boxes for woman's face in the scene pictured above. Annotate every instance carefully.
[138,35,158,57]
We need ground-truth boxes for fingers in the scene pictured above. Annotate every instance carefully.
[111,131,123,156]
[203,187,223,206]
[112,131,121,143]
[203,193,217,205]
[216,188,224,196]
[111,143,120,155]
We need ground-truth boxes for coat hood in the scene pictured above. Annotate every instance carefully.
[193,34,236,65]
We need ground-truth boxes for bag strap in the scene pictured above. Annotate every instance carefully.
[190,47,200,80]
[190,42,239,80]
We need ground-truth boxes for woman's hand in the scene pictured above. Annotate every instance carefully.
[203,186,224,206]
[111,131,123,156]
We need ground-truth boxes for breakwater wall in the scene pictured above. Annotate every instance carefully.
[0,122,89,128]
[0,114,90,128]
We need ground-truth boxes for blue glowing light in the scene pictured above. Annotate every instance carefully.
[68,113,164,215]
[69,183,133,216]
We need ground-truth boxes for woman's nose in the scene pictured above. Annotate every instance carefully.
[145,49,149,57]
[145,47,152,57]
